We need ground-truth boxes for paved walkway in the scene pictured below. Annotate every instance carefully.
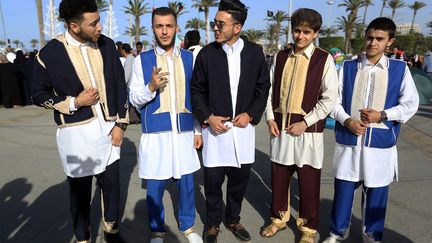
[1,105,431,243]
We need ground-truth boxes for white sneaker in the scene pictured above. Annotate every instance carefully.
[149,237,164,243]
[323,235,342,243]
[186,232,203,243]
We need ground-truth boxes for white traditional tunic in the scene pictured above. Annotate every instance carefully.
[201,38,256,168]
[265,43,339,169]
[129,46,200,179]
[331,55,419,187]
[56,31,120,178]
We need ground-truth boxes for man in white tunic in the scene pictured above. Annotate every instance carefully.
[32,1,128,243]
[128,7,202,243]
[261,8,338,243]
[191,1,270,242]
[323,18,419,243]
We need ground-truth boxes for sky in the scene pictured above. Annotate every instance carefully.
[0,0,431,50]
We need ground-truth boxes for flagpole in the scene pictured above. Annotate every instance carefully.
[0,0,7,43]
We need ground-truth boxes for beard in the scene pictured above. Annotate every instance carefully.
[154,33,175,50]
[76,30,99,43]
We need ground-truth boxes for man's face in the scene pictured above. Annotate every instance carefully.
[292,24,318,52]
[392,47,399,54]
[212,11,241,44]
[365,29,394,60]
[70,12,102,43]
[136,44,143,53]
[152,14,177,50]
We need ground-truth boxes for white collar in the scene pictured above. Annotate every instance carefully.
[155,45,180,57]
[64,30,96,48]
[361,54,388,70]
[222,37,244,54]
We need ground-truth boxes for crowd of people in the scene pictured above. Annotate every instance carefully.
[0,49,37,108]
[4,0,426,243]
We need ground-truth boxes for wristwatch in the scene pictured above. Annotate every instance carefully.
[115,122,127,131]
[379,111,388,123]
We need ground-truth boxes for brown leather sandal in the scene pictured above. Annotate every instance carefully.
[260,221,287,238]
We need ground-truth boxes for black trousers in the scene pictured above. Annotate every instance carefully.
[204,164,252,227]
[67,160,120,241]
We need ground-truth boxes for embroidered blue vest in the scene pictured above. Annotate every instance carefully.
[335,59,406,148]
[139,49,194,133]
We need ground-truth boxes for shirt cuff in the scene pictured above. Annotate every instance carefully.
[303,113,317,127]
[265,110,275,121]
[336,112,351,125]
[384,108,398,122]
[69,97,77,112]
[144,83,157,100]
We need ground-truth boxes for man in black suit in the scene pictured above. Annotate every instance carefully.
[190,0,270,242]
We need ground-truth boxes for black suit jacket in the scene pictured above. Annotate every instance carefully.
[191,38,270,125]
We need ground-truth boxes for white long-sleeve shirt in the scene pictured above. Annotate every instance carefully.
[265,44,339,169]
[57,31,120,178]
[129,45,200,179]
[200,38,256,168]
[331,55,419,187]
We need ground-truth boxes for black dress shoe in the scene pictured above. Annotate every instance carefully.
[204,226,220,243]
[104,232,126,243]
[227,223,251,241]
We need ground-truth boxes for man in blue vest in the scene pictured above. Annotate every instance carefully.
[128,7,203,243]
[323,17,419,243]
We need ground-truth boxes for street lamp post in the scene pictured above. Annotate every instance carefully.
[326,0,335,28]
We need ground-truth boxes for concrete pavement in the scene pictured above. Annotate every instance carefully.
[1,105,431,243]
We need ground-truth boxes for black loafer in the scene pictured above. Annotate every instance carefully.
[204,226,220,243]
[104,232,126,243]
[227,223,251,241]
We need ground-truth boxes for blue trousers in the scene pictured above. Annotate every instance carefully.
[329,178,389,241]
[146,173,196,232]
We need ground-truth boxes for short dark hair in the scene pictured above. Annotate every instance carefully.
[59,0,98,24]
[291,8,322,32]
[218,0,248,25]
[152,7,177,24]
[136,41,143,46]
[122,43,132,53]
[185,30,200,43]
[365,17,396,39]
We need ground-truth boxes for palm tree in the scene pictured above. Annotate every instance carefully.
[362,0,373,25]
[380,0,387,17]
[265,23,278,53]
[428,21,432,35]
[354,23,366,38]
[281,25,290,46]
[142,40,150,50]
[338,0,366,52]
[168,1,188,17]
[35,0,45,47]
[96,0,109,13]
[124,0,150,44]
[192,0,219,44]
[30,39,39,49]
[269,11,289,51]
[12,40,21,48]
[388,0,406,20]
[241,29,264,44]
[409,1,427,32]
[185,17,206,30]
[124,24,148,38]
[319,27,338,38]
[336,15,359,53]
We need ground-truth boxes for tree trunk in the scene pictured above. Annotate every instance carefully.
[391,9,396,20]
[410,11,416,32]
[36,0,45,46]
[135,16,140,44]
[363,5,369,24]
[380,0,386,17]
[275,23,280,51]
[205,9,210,44]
